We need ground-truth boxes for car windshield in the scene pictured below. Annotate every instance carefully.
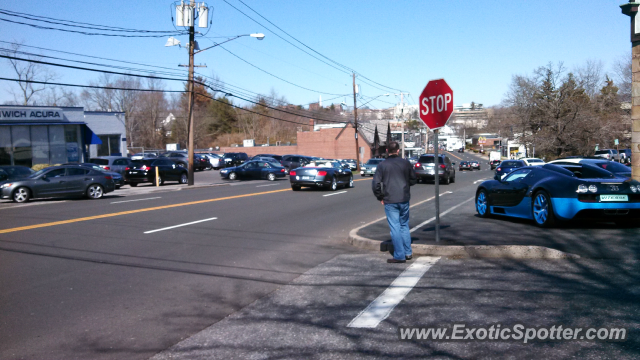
[594,150,610,155]
[590,161,630,173]
[366,159,383,165]
[500,161,522,167]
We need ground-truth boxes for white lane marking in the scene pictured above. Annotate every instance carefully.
[473,178,488,184]
[144,217,217,234]
[0,200,68,209]
[347,256,440,328]
[323,190,347,197]
[256,184,279,187]
[410,197,475,233]
[111,197,162,204]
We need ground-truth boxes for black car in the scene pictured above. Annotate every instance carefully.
[222,152,249,167]
[494,160,526,180]
[414,154,456,184]
[490,160,501,170]
[125,158,189,186]
[0,165,115,202]
[281,155,312,170]
[289,160,353,191]
[476,164,640,227]
[459,161,471,171]
[252,154,283,163]
[0,165,34,182]
[219,160,287,181]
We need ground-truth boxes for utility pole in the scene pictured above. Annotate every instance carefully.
[352,72,361,171]
[401,119,405,158]
[185,0,196,186]
[621,3,640,181]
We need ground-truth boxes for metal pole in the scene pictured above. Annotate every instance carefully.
[434,129,440,242]
[401,120,405,158]
[186,0,195,186]
[353,72,361,171]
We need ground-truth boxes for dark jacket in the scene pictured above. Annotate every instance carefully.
[372,155,417,204]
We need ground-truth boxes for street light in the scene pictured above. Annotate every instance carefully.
[165,31,265,185]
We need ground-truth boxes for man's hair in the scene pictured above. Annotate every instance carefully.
[388,141,400,153]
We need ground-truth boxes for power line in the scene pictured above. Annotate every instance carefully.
[0,8,183,33]
[0,17,184,38]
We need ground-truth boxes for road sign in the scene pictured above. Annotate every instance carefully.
[419,79,454,130]
[615,139,619,145]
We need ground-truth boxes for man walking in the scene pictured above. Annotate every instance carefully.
[372,141,417,263]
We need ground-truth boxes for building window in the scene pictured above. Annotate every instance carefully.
[49,125,66,165]
[0,127,10,166]
[97,135,121,156]
[31,126,50,166]
[12,126,31,168]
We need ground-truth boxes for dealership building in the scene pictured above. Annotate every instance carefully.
[0,105,126,167]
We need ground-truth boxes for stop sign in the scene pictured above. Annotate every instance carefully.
[419,79,453,130]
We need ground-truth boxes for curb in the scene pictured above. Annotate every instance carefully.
[347,221,581,260]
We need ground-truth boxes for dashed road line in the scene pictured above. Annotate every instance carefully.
[144,217,217,234]
[256,184,280,187]
[347,256,440,328]
[323,191,348,197]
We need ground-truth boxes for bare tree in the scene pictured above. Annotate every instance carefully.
[1,42,56,105]
[574,59,604,99]
[613,53,632,103]
[41,87,79,107]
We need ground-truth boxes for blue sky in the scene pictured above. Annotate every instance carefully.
[0,0,633,109]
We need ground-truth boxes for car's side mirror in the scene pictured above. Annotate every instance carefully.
[452,162,456,165]
[41,174,47,180]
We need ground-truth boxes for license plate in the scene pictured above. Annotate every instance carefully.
[600,194,628,202]
[131,171,139,174]
[302,176,311,180]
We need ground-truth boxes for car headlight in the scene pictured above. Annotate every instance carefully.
[1,183,12,189]
[577,184,588,194]
[588,185,597,193]
[631,185,638,193]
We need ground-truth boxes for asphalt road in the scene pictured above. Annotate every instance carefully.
[2,151,638,359]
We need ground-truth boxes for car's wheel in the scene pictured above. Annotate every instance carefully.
[12,187,30,203]
[451,174,456,183]
[267,173,276,181]
[330,177,337,191]
[476,189,490,218]
[86,184,104,199]
[180,173,188,184]
[228,172,237,180]
[532,190,556,228]
[443,175,450,185]
[206,164,212,170]
[130,183,138,187]
[348,176,354,188]
[291,184,301,191]
[154,174,164,186]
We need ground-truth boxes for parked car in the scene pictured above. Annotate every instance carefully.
[470,160,481,170]
[252,154,284,163]
[160,151,189,167]
[125,158,189,186]
[281,155,312,170]
[361,158,384,176]
[221,152,249,167]
[520,158,545,166]
[200,153,223,169]
[131,152,158,160]
[0,165,115,203]
[489,160,501,170]
[220,160,287,181]
[89,156,133,176]
[343,159,357,170]
[64,163,124,188]
[0,165,34,182]
[548,158,632,179]
[620,149,632,164]
[289,160,353,191]
[459,161,471,171]
[414,154,456,184]
[594,149,621,162]
[494,160,526,180]
[475,163,640,227]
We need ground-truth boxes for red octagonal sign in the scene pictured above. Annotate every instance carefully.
[419,79,453,130]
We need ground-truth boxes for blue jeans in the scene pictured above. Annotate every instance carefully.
[384,202,412,260]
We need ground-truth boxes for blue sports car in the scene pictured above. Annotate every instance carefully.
[476,163,640,227]
[220,160,287,181]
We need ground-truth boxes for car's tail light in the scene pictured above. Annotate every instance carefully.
[497,167,501,171]
[280,169,285,172]
[440,164,445,169]
[125,167,130,171]
[290,170,297,176]
[105,176,113,180]
[103,166,110,170]
[577,184,588,194]
[415,163,421,168]
[317,170,327,176]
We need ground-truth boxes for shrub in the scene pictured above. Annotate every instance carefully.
[31,164,60,171]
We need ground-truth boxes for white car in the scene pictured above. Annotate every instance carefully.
[202,153,223,169]
[520,158,545,166]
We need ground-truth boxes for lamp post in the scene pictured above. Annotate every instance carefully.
[167,1,264,185]
[621,2,640,181]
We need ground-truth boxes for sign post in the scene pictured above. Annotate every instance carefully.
[419,79,454,242]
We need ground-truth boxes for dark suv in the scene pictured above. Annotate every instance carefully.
[281,155,312,170]
[414,154,456,184]
[222,152,249,167]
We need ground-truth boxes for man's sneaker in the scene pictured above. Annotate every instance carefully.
[387,259,406,263]
[406,255,413,260]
